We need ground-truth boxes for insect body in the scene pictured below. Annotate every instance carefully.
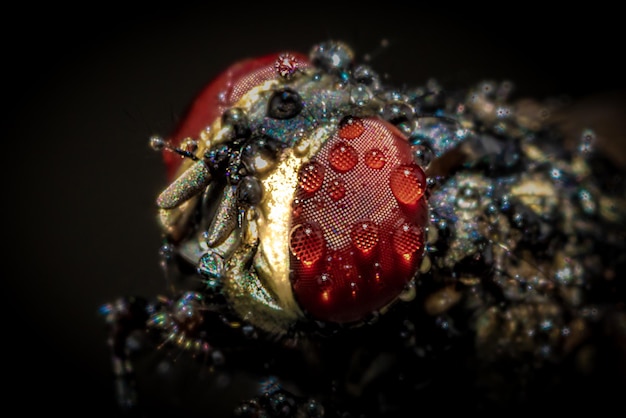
[154,42,429,333]
[102,40,626,416]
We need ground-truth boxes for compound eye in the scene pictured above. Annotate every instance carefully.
[289,117,429,324]
[161,51,309,181]
[267,88,303,120]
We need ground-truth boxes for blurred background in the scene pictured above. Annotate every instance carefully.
[6,3,624,416]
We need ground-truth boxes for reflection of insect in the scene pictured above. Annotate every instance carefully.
[101,41,626,416]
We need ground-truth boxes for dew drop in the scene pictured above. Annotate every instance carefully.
[456,184,480,210]
[298,161,325,193]
[364,148,386,169]
[328,178,346,201]
[292,197,303,218]
[578,129,596,155]
[372,262,383,283]
[317,273,332,288]
[329,142,358,173]
[197,251,224,280]
[275,53,299,79]
[315,273,334,303]
[335,258,357,284]
[349,281,359,297]
[289,223,325,266]
[338,116,365,139]
[389,164,426,205]
[411,144,433,167]
[149,135,166,151]
[350,221,379,254]
[392,223,423,260]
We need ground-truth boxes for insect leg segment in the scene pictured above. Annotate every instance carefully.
[99,297,152,413]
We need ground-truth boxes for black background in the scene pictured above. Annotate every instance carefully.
[7,3,625,416]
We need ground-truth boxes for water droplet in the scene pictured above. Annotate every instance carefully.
[411,144,433,166]
[315,273,333,303]
[305,399,325,418]
[149,135,165,151]
[327,178,346,201]
[197,251,225,280]
[381,101,414,126]
[350,221,379,254]
[317,273,332,288]
[328,142,358,173]
[310,41,354,72]
[372,262,383,283]
[338,116,365,139]
[393,223,423,260]
[349,281,358,297]
[298,161,325,193]
[364,148,386,169]
[289,223,325,266]
[389,164,426,205]
[578,129,596,155]
[350,84,373,107]
[456,184,480,210]
[292,198,303,218]
[275,53,299,78]
[212,350,225,365]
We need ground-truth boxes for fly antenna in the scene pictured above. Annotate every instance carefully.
[149,135,200,161]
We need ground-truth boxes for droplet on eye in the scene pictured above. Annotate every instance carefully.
[289,222,325,266]
[372,262,383,284]
[392,222,423,261]
[298,161,325,193]
[327,178,346,201]
[350,221,379,255]
[389,163,426,205]
[349,281,358,297]
[338,116,365,139]
[317,273,332,302]
[292,197,303,218]
[275,53,300,78]
[364,148,386,169]
[328,142,358,173]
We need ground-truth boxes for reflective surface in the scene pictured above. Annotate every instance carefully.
[8,4,625,416]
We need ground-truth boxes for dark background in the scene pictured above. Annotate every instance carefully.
[6,4,625,416]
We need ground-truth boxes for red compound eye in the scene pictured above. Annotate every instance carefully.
[162,51,310,181]
[290,117,428,324]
